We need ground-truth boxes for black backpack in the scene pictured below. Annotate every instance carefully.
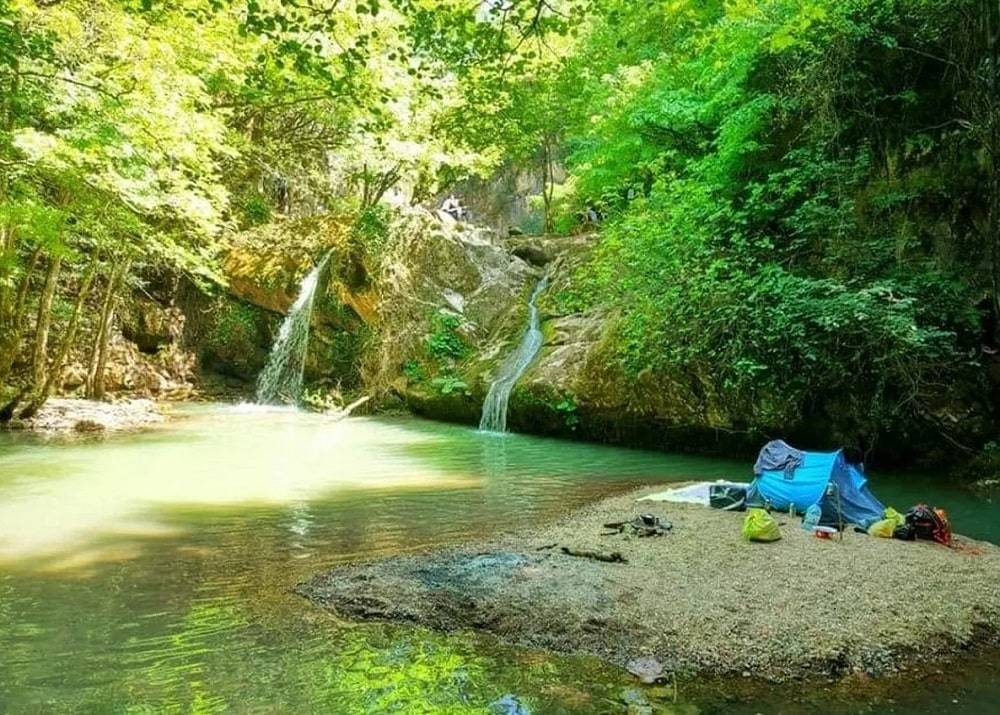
[905,504,951,545]
[892,523,916,541]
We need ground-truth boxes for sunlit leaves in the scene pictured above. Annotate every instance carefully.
[554,0,987,441]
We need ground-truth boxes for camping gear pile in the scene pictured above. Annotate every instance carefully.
[733,440,953,546]
[639,481,747,507]
[898,504,952,545]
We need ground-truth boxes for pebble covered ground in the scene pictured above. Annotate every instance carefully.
[300,486,1000,682]
[10,397,165,433]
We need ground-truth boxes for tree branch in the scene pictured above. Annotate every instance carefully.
[18,71,133,103]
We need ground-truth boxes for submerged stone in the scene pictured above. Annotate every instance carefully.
[627,656,666,684]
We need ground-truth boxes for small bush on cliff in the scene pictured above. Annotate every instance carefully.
[349,205,392,270]
[426,312,468,362]
[431,372,470,397]
[555,395,581,430]
[209,302,258,347]
[403,359,426,384]
[240,196,272,228]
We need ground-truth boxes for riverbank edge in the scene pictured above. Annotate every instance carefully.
[9,393,995,493]
[297,486,1000,684]
[0,397,166,435]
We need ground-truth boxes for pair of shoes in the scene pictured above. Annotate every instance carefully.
[602,514,673,537]
[629,513,673,536]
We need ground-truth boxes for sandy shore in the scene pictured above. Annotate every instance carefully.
[299,486,1000,682]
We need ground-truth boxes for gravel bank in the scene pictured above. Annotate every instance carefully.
[299,486,1000,682]
[4,398,165,434]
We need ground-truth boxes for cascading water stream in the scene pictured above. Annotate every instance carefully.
[256,254,331,405]
[479,276,549,433]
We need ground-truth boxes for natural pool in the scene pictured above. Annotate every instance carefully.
[1,405,998,713]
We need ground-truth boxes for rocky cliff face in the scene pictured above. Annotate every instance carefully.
[37,215,368,403]
[359,211,541,412]
[182,214,370,395]
[36,287,200,402]
[358,218,758,455]
[366,215,997,461]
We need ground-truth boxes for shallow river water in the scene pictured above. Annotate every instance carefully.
[0,405,998,713]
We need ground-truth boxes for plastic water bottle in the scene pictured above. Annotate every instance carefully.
[802,504,822,531]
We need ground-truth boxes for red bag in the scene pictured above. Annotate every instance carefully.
[933,507,953,546]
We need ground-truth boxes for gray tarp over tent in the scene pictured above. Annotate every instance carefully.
[752,439,803,478]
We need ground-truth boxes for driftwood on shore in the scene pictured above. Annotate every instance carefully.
[326,395,371,421]
[560,546,627,563]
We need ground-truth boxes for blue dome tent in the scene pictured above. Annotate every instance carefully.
[747,440,885,528]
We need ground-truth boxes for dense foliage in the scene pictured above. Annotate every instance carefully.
[1,0,998,456]
[0,0,509,415]
[539,0,999,451]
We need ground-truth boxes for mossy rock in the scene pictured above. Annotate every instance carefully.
[404,384,482,425]
[199,298,275,381]
[305,326,368,388]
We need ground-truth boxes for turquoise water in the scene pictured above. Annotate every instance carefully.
[0,405,997,713]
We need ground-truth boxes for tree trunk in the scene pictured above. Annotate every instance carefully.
[0,385,28,424]
[541,136,556,234]
[19,255,99,419]
[0,56,19,331]
[91,290,117,400]
[86,267,117,398]
[984,1,1000,340]
[12,246,41,329]
[30,253,62,387]
[0,246,41,382]
[86,259,129,400]
[0,57,17,260]
[0,224,16,320]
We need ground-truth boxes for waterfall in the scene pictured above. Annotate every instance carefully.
[479,276,549,433]
[256,254,330,405]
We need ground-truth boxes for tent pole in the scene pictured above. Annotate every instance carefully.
[836,484,844,542]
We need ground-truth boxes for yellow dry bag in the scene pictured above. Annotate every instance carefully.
[867,507,905,538]
[742,508,782,542]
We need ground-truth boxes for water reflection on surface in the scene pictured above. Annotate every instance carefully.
[0,406,997,713]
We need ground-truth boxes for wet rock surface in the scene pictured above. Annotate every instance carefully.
[361,211,539,399]
[299,488,1000,683]
[367,224,766,454]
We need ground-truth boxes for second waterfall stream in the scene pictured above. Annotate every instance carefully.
[479,276,549,433]
[256,253,331,405]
